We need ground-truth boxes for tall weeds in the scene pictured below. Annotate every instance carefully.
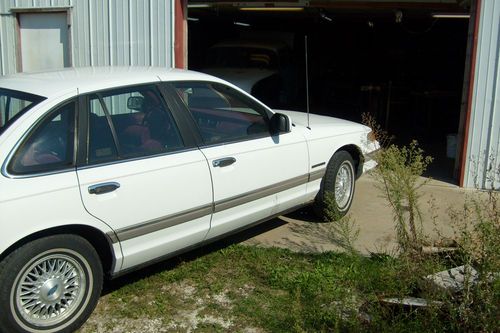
[371,141,433,254]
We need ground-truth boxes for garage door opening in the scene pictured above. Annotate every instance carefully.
[187,2,471,184]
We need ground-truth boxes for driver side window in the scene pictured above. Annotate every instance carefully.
[172,82,270,145]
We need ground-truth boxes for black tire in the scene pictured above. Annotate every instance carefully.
[0,235,103,333]
[313,151,356,220]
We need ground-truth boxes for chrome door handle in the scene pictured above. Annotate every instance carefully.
[212,157,236,168]
[88,182,120,195]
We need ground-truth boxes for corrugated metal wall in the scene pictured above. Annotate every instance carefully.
[464,0,500,189]
[0,0,173,75]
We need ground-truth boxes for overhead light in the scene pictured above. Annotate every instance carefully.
[240,7,304,12]
[319,11,332,22]
[187,17,200,22]
[234,21,251,27]
[431,13,470,19]
[187,3,211,8]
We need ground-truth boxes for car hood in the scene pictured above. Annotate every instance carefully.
[201,68,276,93]
[276,110,370,133]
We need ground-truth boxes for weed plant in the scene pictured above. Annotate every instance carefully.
[371,140,433,254]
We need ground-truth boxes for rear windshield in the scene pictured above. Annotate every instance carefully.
[0,88,45,135]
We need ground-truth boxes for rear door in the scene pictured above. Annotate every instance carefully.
[76,84,212,270]
[167,81,309,239]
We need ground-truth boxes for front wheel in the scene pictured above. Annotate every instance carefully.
[0,234,103,333]
[313,151,356,220]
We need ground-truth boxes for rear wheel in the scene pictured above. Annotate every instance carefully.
[314,151,356,220]
[0,235,102,333]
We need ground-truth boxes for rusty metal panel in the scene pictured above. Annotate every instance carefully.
[464,0,500,189]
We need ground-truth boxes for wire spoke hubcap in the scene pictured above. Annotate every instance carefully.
[15,253,87,327]
[334,162,353,209]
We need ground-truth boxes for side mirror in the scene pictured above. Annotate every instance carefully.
[127,96,144,111]
[270,113,291,134]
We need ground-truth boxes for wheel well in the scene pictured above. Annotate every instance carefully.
[0,225,115,278]
[336,144,364,178]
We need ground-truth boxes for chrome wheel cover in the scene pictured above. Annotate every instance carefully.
[13,250,87,328]
[334,161,354,210]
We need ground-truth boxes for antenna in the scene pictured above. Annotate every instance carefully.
[305,35,311,129]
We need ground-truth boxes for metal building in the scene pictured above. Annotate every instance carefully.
[463,0,500,189]
[0,0,498,189]
[0,0,176,74]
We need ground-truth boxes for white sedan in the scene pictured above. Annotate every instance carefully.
[0,67,377,333]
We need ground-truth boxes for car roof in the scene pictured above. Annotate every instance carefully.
[0,67,223,97]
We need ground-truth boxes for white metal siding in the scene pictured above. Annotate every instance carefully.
[464,0,500,189]
[0,0,173,75]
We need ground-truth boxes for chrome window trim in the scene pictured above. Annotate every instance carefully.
[1,164,76,179]
[76,147,200,171]
[196,131,275,149]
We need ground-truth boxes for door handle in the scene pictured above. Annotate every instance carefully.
[88,182,120,195]
[212,157,236,168]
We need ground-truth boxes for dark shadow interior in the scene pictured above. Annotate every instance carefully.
[188,4,470,183]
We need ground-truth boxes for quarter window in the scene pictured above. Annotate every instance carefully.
[87,85,184,163]
[9,102,76,175]
[0,88,45,135]
[171,82,270,145]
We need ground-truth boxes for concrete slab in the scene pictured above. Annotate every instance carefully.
[244,173,474,254]
[425,265,479,292]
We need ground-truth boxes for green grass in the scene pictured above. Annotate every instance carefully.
[79,244,498,333]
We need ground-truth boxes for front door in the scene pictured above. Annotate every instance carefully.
[76,84,212,270]
[169,81,309,239]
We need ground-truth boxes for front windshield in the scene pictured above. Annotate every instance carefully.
[0,88,45,134]
[206,47,279,70]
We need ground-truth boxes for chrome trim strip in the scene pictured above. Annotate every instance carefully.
[309,168,326,182]
[110,170,325,242]
[115,204,213,242]
[214,174,309,213]
[106,231,120,244]
[311,162,326,169]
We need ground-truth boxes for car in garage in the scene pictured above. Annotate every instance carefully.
[201,40,298,107]
[0,67,377,333]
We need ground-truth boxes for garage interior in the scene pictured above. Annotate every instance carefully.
[186,1,472,183]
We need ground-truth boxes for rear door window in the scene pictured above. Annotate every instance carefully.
[87,85,184,164]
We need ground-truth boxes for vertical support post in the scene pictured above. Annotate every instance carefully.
[458,0,482,186]
[305,35,310,129]
[174,0,187,69]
